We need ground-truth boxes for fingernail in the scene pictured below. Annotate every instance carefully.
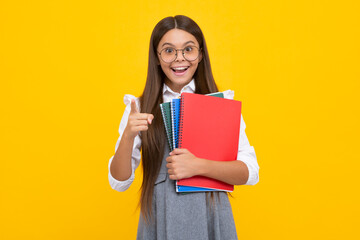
[149,118,152,124]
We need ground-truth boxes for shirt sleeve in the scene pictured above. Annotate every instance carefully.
[108,94,142,192]
[223,90,259,185]
[237,115,260,185]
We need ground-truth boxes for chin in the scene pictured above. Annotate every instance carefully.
[168,76,191,85]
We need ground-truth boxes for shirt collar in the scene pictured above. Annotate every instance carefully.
[162,79,195,95]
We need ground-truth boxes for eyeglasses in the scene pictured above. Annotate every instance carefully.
[157,46,201,63]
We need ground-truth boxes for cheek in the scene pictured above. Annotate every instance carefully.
[159,62,171,72]
[190,62,200,71]
[160,59,170,67]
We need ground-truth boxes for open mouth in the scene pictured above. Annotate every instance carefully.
[171,66,189,74]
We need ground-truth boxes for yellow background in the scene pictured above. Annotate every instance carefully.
[1,0,359,239]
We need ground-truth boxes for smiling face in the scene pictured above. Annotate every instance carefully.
[157,29,202,93]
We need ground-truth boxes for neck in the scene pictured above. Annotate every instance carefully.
[164,78,190,93]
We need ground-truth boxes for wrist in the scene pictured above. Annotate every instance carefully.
[195,157,208,176]
[122,128,136,140]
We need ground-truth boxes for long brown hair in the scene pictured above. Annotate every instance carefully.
[139,15,219,223]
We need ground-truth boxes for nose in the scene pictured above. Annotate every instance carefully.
[175,49,185,62]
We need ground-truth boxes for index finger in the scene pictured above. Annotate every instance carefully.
[133,113,154,121]
[130,99,139,113]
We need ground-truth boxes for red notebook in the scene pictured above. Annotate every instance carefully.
[176,92,242,192]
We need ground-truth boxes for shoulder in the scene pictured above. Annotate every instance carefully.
[222,90,235,100]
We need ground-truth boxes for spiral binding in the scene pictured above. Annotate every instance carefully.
[178,95,185,148]
[171,100,177,149]
[160,103,172,151]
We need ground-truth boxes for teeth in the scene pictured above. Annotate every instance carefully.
[172,67,188,70]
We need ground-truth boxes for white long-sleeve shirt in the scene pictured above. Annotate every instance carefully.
[108,79,260,192]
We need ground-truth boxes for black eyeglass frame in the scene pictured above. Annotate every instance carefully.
[157,46,202,63]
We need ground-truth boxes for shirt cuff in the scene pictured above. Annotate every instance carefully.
[237,147,259,185]
[108,156,135,192]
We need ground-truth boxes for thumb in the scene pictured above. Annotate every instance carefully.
[147,114,154,124]
[130,99,139,113]
[170,148,188,155]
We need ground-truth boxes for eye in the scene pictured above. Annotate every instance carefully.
[164,48,174,54]
[184,46,193,52]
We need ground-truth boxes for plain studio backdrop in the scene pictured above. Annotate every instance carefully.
[1,0,359,239]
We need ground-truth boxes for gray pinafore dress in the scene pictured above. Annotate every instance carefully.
[137,142,238,240]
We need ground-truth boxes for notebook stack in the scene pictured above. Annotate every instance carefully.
[160,92,242,193]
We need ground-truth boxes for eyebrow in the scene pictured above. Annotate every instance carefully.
[161,41,196,47]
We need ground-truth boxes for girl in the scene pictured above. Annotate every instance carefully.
[108,15,259,240]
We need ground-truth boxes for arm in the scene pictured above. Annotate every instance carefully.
[110,99,154,180]
[110,131,136,181]
[166,149,249,185]
[198,158,249,185]
[166,115,259,186]
[108,97,153,191]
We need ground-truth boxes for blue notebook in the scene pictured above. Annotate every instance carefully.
[176,185,220,192]
[171,98,181,149]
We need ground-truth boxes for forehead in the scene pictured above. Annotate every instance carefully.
[158,29,199,49]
